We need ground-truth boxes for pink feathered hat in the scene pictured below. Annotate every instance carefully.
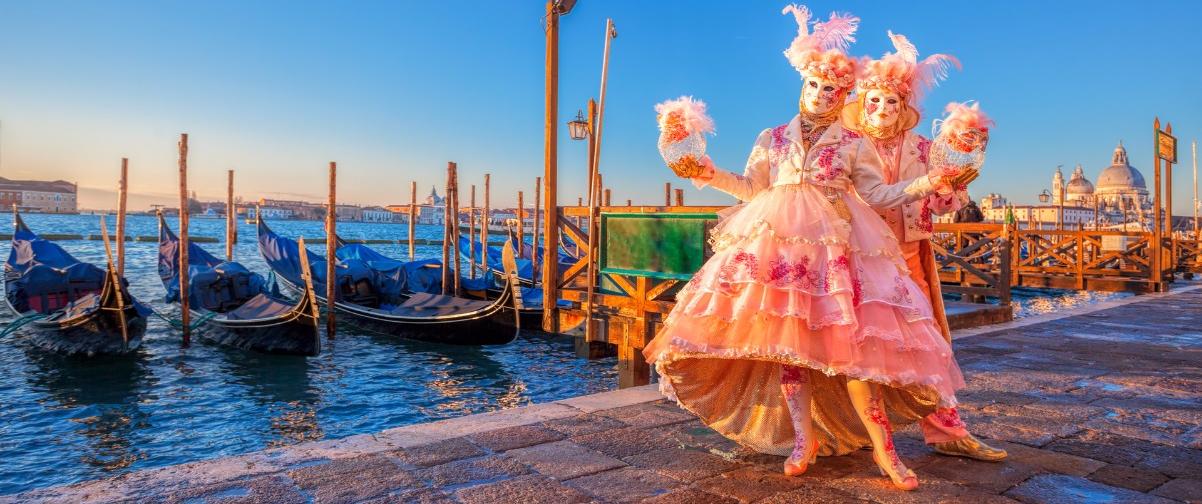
[857,31,960,108]
[782,4,860,90]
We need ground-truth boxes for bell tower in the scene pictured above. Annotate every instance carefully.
[1052,165,1064,205]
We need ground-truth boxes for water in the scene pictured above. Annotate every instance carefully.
[0,213,616,495]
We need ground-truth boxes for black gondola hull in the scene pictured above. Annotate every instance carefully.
[26,308,147,356]
[195,317,319,356]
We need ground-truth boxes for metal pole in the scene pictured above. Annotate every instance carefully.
[177,134,190,346]
[326,162,337,338]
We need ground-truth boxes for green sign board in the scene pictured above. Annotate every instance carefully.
[599,212,718,280]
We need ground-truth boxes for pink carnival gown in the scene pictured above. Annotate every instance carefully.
[643,115,966,457]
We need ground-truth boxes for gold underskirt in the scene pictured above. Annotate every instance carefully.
[657,353,941,457]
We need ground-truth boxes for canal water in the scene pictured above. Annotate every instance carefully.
[0,213,616,495]
[0,213,1130,495]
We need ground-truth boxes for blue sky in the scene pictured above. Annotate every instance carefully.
[1,1,1200,213]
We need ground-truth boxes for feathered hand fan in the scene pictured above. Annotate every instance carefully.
[655,96,715,178]
[930,101,993,187]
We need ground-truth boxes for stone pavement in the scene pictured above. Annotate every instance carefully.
[9,287,1202,503]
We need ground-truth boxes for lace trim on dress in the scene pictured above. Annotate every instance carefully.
[652,341,960,409]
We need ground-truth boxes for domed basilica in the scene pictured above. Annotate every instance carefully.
[1054,142,1150,214]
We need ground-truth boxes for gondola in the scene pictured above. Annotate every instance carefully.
[457,235,572,329]
[158,213,320,356]
[257,216,521,345]
[3,210,148,355]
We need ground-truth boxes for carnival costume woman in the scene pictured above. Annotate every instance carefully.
[844,33,1008,462]
[643,6,969,490]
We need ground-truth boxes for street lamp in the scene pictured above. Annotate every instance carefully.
[1038,189,1051,203]
[567,110,590,141]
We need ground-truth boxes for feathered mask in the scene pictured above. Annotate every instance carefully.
[857,31,960,108]
[782,4,860,90]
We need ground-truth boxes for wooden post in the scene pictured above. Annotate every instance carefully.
[469,184,477,278]
[1154,117,1163,290]
[517,190,525,257]
[177,134,191,346]
[226,169,235,261]
[664,182,672,206]
[1076,222,1085,290]
[604,188,612,206]
[534,176,542,287]
[626,199,632,206]
[483,174,491,274]
[1167,122,1176,276]
[675,188,684,207]
[116,158,128,278]
[443,163,454,294]
[326,162,337,338]
[543,0,562,333]
[408,181,417,260]
[451,163,461,296]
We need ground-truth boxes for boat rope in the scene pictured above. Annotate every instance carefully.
[147,306,219,331]
[0,313,48,338]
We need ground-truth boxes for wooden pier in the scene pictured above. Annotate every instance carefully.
[533,205,1202,389]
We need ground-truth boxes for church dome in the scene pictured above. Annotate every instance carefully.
[1096,143,1146,191]
[1066,164,1094,196]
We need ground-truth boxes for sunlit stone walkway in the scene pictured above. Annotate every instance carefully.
[8,287,1202,503]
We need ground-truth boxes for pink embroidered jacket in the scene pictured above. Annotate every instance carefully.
[697,115,939,210]
[863,131,970,243]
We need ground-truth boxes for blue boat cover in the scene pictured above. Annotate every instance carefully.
[257,219,447,305]
[457,234,574,283]
[159,219,271,313]
[5,214,147,316]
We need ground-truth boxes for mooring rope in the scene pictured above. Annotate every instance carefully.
[0,313,48,338]
[148,307,218,331]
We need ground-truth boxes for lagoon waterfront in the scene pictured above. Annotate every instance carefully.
[0,213,1134,495]
[0,213,616,495]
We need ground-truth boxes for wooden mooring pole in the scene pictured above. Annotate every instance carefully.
[177,134,191,346]
[226,169,235,261]
[326,162,337,339]
[451,162,461,296]
[409,181,417,260]
[543,0,563,333]
[116,158,128,278]
[534,176,541,287]
[675,188,684,207]
[1154,118,1164,291]
[483,174,491,275]
[664,182,672,206]
[517,190,525,257]
[442,163,453,295]
[469,184,477,278]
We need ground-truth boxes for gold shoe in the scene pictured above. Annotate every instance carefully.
[931,434,1008,461]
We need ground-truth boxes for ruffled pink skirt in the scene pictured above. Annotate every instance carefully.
[643,183,965,456]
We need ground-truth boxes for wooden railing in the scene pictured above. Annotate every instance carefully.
[929,224,1011,306]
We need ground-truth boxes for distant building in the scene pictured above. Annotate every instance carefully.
[362,206,394,223]
[0,177,78,213]
[258,206,294,219]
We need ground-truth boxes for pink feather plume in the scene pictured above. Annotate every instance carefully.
[810,12,859,52]
[940,101,994,135]
[655,96,716,136]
